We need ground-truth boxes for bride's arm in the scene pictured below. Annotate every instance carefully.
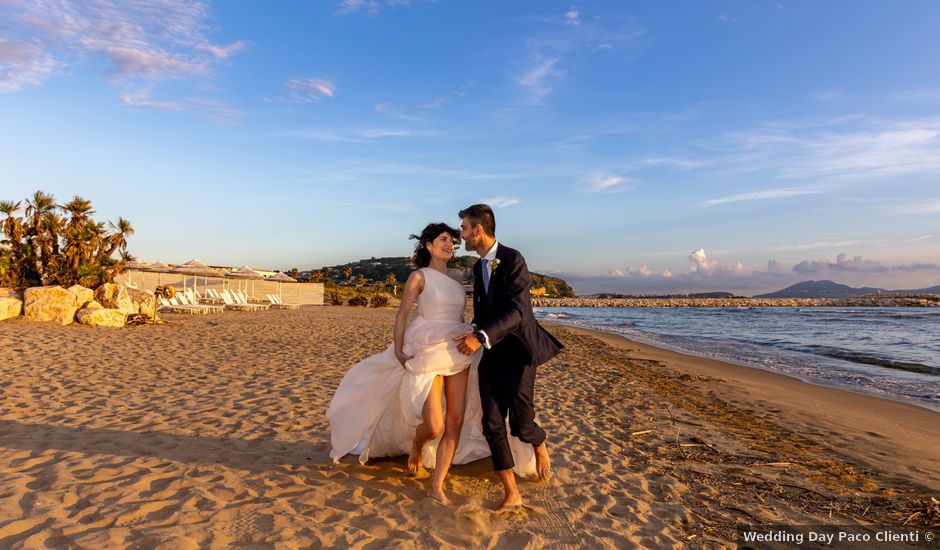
[394,270,424,367]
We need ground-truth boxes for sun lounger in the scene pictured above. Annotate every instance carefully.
[219,289,266,311]
[266,293,300,310]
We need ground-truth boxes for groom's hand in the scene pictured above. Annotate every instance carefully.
[454,332,481,355]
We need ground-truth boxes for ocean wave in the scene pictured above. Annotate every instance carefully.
[799,345,939,375]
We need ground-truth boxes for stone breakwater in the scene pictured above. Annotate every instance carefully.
[533,295,940,308]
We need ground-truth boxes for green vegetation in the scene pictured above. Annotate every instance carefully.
[1,191,134,289]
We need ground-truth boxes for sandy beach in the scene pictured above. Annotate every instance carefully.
[1,306,937,548]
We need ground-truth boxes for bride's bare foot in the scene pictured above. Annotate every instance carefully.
[534,442,552,480]
[493,492,523,511]
[426,486,451,506]
[407,442,423,474]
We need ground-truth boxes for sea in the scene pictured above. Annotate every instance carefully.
[534,306,940,412]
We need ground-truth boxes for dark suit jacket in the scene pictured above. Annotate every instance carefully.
[472,244,563,367]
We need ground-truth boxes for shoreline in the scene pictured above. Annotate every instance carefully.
[547,321,940,492]
[544,317,940,415]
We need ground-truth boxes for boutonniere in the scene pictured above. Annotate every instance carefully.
[490,259,501,273]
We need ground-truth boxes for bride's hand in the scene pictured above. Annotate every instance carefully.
[395,350,414,368]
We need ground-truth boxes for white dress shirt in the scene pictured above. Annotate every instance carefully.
[475,241,499,349]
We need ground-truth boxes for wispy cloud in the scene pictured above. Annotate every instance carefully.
[512,11,644,102]
[337,0,422,15]
[891,89,940,102]
[0,39,58,92]
[119,91,243,123]
[702,186,821,206]
[580,172,633,193]
[276,128,417,142]
[482,197,521,208]
[516,57,565,102]
[0,0,244,91]
[793,253,940,274]
[285,78,336,102]
[651,116,940,185]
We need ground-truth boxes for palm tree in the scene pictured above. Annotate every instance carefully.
[105,217,134,258]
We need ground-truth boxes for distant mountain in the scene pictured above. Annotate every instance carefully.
[892,284,940,295]
[756,280,888,298]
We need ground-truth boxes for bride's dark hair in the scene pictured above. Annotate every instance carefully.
[410,223,460,268]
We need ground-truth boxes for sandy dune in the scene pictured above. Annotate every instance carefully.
[0,307,936,548]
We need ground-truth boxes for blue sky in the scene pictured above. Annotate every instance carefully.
[2,1,939,295]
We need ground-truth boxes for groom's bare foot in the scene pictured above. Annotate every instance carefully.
[493,492,523,511]
[534,442,552,480]
[407,442,423,474]
[426,486,451,506]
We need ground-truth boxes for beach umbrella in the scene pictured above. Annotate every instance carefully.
[227,265,265,299]
[123,260,150,287]
[267,271,297,301]
[145,260,173,287]
[171,259,221,298]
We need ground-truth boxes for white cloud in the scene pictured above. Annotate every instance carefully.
[482,197,521,208]
[564,10,580,25]
[580,173,632,193]
[275,128,416,142]
[892,89,940,102]
[649,116,940,188]
[119,91,242,123]
[702,186,821,206]
[0,0,244,90]
[516,57,566,102]
[337,0,419,15]
[286,77,335,102]
[0,39,58,92]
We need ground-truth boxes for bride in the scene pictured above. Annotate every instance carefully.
[327,223,534,504]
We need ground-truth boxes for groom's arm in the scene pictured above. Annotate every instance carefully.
[478,252,529,346]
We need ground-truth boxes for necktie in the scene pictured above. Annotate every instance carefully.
[481,259,490,293]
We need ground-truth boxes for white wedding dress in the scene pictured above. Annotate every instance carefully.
[327,267,536,475]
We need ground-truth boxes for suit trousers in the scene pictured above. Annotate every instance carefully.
[478,336,546,471]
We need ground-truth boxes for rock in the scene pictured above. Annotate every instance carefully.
[68,285,95,309]
[95,283,135,315]
[0,288,23,321]
[0,288,23,300]
[24,286,78,325]
[76,307,127,328]
[85,300,103,310]
[128,288,157,319]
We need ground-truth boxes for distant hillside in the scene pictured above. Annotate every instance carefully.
[892,284,940,295]
[756,280,885,298]
[303,255,576,297]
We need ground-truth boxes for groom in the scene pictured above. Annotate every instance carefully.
[455,204,563,509]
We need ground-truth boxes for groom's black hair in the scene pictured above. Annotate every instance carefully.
[458,204,496,237]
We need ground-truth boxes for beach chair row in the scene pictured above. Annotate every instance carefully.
[157,288,277,313]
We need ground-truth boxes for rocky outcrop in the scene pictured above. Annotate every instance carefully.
[0,288,23,321]
[24,286,78,324]
[95,283,135,315]
[128,288,157,319]
[68,285,95,309]
[76,306,127,328]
